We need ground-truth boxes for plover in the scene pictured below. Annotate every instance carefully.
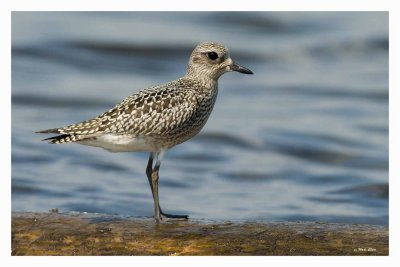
[37,42,253,222]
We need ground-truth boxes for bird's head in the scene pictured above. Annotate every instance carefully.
[186,42,253,82]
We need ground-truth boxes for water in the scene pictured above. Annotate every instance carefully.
[11,12,388,225]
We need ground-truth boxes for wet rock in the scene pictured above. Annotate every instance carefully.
[11,212,388,256]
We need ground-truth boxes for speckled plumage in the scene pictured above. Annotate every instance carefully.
[37,42,253,221]
[39,78,218,151]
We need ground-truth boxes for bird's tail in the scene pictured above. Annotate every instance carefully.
[36,129,88,144]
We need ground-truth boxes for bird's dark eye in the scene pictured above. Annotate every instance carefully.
[207,52,219,60]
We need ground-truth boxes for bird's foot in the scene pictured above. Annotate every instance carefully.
[161,212,189,219]
[155,211,189,222]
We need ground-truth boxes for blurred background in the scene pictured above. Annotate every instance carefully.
[11,12,388,225]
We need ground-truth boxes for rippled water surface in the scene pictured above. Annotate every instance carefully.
[12,12,388,225]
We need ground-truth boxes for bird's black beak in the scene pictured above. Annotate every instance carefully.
[230,62,253,74]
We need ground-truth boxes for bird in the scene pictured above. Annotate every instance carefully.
[36,42,253,222]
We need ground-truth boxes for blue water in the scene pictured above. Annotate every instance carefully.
[11,12,388,225]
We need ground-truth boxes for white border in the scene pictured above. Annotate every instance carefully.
[2,0,397,265]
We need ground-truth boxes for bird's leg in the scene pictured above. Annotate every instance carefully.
[146,152,155,197]
[147,151,188,222]
[154,161,189,220]
[146,152,162,222]
[151,163,162,222]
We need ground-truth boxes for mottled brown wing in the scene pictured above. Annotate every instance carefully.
[37,80,199,143]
